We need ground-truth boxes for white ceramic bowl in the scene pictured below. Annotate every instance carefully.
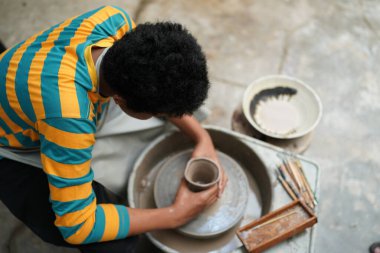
[242,75,322,139]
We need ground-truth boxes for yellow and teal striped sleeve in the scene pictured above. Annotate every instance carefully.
[37,117,130,244]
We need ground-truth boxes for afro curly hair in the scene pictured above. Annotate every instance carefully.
[102,22,210,117]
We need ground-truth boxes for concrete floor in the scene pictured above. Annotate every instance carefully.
[1,0,380,252]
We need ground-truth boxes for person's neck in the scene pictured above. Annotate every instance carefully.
[91,46,104,65]
[98,71,114,97]
[91,47,113,97]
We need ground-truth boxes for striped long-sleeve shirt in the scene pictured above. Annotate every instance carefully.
[0,6,135,244]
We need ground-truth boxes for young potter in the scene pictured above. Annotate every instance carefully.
[0,6,227,252]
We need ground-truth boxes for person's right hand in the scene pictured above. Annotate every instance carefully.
[170,179,219,228]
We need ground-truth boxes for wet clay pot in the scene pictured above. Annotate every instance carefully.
[184,157,220,192]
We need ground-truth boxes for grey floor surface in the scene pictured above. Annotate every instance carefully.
[0,0,379,252]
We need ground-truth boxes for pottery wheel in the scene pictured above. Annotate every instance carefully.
[154,149,249,238]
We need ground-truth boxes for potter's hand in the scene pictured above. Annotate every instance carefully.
[168,115,228,196]
[192,139,228,197]
[171,179,218,227]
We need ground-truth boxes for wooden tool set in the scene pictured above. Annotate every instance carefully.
[237,157,318,253]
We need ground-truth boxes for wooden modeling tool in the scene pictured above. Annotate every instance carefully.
[277,158,317,210]
[276,170,297,200]
[250,210,297,231]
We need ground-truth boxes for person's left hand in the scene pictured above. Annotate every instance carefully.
[191,139,228,197]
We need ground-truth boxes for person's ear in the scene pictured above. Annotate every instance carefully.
[113,95,123,105]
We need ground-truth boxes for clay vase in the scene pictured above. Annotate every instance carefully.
[184,157,220,192]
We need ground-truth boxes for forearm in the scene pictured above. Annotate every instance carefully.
[127,207,179,235]
[169,115,211,144]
